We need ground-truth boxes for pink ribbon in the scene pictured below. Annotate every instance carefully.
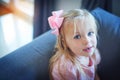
[48,10,64,36]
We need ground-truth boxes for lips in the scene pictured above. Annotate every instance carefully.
[83,47,93,53]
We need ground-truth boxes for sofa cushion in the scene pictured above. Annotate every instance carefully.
[92,8,120,80]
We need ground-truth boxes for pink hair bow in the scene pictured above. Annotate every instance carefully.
[48,10,64,36]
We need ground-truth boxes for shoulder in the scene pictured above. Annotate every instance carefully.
[51,55,78,80]
[53,55,76,73]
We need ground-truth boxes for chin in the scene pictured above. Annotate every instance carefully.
[84,52,94,57]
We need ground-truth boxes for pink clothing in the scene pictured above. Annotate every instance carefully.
[51,55,96,80]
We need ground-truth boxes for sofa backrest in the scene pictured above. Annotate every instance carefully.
[92,8,120,80]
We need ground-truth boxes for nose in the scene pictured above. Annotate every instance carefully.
[82,36,90,45]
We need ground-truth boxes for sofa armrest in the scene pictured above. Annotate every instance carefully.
[0,30,56,80]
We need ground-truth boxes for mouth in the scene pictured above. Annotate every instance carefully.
[83,46,93,53]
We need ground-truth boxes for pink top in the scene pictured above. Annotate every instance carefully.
[51,52,100,80]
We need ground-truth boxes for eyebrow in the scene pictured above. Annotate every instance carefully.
[74,28,94,34]
[73,32,80,37]
[89,28,94,31]
[75,32,79,33]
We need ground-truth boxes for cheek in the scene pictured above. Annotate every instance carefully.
[93,37,97,47]
[67,41,82,53]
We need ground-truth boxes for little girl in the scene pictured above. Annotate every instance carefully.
[48,9,101,80]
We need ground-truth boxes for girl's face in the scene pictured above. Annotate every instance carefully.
[64,19,97,57]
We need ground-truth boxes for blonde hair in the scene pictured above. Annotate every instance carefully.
[49,9,97,80]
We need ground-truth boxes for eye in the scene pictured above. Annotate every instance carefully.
[88,31,94,36]
[74,34,81,39]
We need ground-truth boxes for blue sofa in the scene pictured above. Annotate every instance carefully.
[0,8,120,80]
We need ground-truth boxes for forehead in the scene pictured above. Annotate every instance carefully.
[63,20,74,36]
[63,17,96,36]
